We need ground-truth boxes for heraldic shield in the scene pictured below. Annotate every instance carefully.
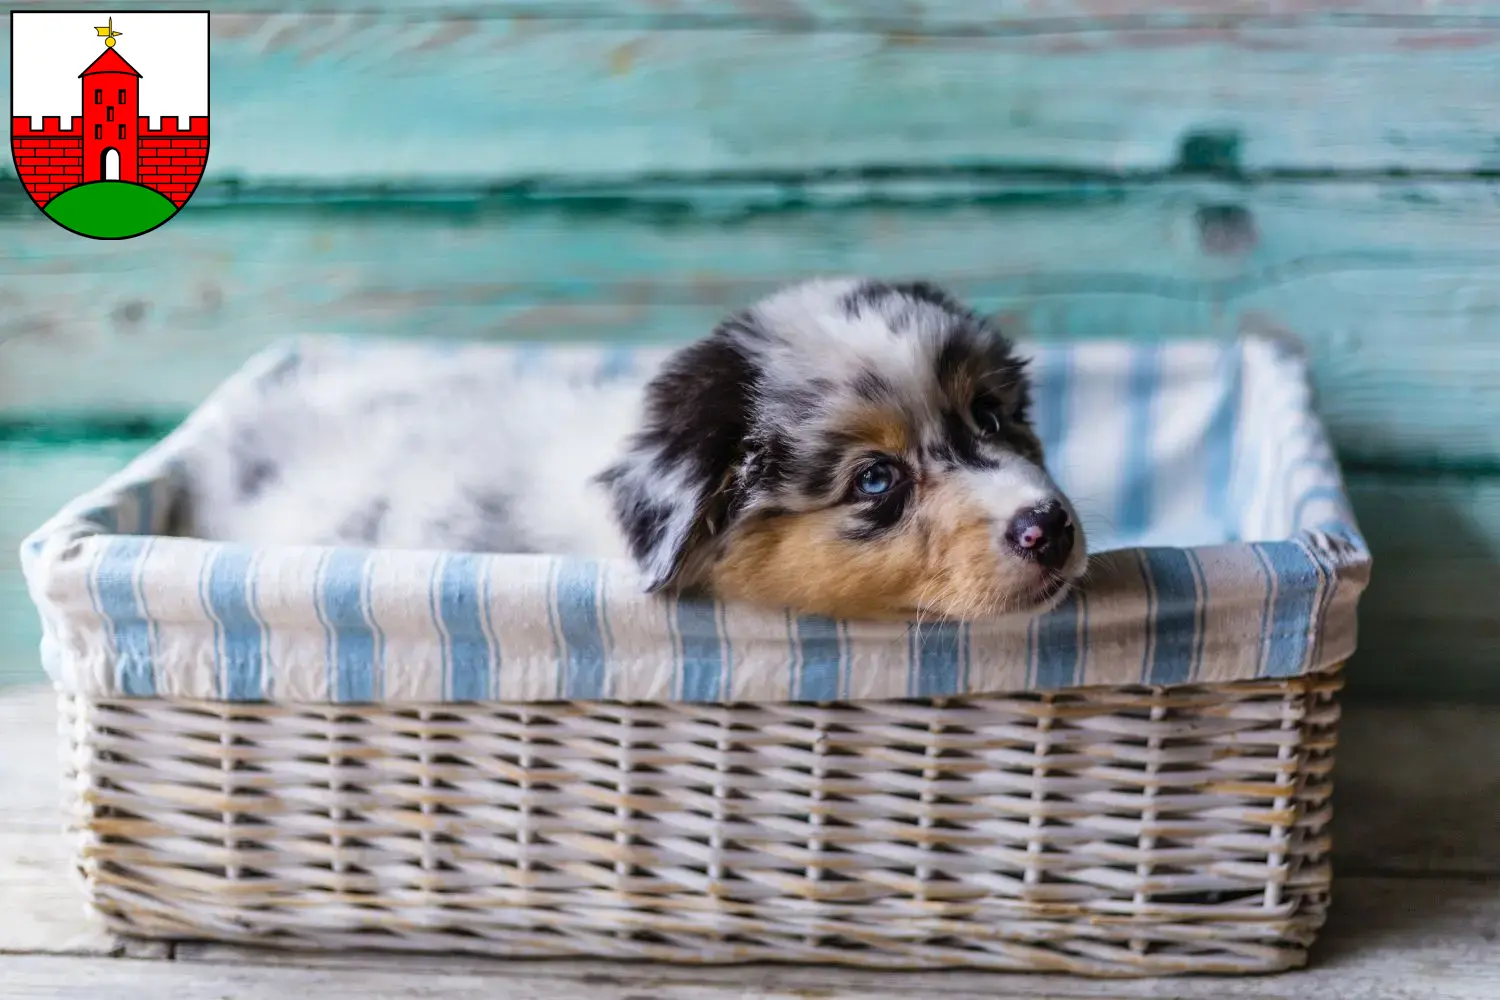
[11,11,209,240]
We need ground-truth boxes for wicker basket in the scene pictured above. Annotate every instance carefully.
[25,335,1369,976]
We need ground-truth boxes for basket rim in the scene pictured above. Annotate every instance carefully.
[20,335,1370,708]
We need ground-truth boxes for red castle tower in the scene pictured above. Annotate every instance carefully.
[80,47,140,184]
[12,21,207,209]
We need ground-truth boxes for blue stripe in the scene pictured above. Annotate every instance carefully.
[1187,549,1209,683]
[1032,593,1082,689]
[786,609,802,697]
[1136,550,1155,683]
[95,537,155,696]
[912,621,963,697]
[677,598,725,701]
[320,549,378,703]
[1250,544,1277,678]
[664,586,684,697]
[840,620,855,695]
[1205,347,1240,539]
[1253,541,1321,678]
[205,546,264,701]
[1303,542,1335,673]
[1031,346,1070,466]
[479,557,498,700]
[718,602,735,700]
[794,615,842,701]
[1139,548,1200,685]
[555,559,608,699]
[960,621,972,691]
[1118,346,1159,538]
[437,554,492,702]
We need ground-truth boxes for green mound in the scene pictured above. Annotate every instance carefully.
[44,181,179,239]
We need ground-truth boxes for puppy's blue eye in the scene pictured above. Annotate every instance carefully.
[856,462,898,497]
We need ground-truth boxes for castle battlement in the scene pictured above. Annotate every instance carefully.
[12,116,83,137]
[137,115,208,137]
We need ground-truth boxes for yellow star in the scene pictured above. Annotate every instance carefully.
[94,17,122,48]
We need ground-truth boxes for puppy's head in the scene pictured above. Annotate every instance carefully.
[598,278,1087,621]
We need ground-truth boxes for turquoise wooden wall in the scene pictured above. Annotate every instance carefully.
[3,1,1498,700]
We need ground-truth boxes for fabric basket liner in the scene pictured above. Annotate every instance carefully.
[20,334,1370,705]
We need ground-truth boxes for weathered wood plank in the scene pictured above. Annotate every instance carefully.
[0,878,1493,997]
[1335,704,1500,875]
[1347,472,1500,703]
[4,179,1500,469]
[17,0,1500,26]
[1,448,1498,701]
[5,13,1500,181]
[0,442,142,690]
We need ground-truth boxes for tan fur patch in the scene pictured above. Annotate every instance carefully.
[710,480,1042,620]
[843,406,911,457]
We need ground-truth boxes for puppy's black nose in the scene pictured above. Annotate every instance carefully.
[1005,500,1075,570]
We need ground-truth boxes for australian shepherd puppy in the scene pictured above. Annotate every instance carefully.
[189,278,1088,621]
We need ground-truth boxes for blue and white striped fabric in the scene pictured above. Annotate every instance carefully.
[20,335,1370,705]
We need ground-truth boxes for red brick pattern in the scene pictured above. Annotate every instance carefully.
[11,119,83,206]
[12,114,206,209]
[137,121,208,207]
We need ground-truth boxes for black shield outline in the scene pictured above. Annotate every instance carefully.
[10,8,210,241]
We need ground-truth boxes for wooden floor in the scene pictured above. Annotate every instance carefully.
[2,684,1496,999]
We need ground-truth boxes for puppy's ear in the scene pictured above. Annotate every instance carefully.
[597,323,758,592]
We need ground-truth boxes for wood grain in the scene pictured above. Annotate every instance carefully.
[1,445,1496,701]
[17,0,1500,25]
[6,10,1500,182]
[4,179,1500,470]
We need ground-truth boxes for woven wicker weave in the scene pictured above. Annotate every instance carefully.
[58,667,1340,976]
[27,337,1366,975]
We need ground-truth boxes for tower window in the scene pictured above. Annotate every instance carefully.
[95,125,102,140]
[118,89,127,104]
[106,106,114,122]
[118,124,126,139]
[95,89,102,104]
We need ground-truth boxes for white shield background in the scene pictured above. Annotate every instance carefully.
[13,11,207,131]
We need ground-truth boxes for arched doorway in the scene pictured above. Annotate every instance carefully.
[102,148,120,181]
